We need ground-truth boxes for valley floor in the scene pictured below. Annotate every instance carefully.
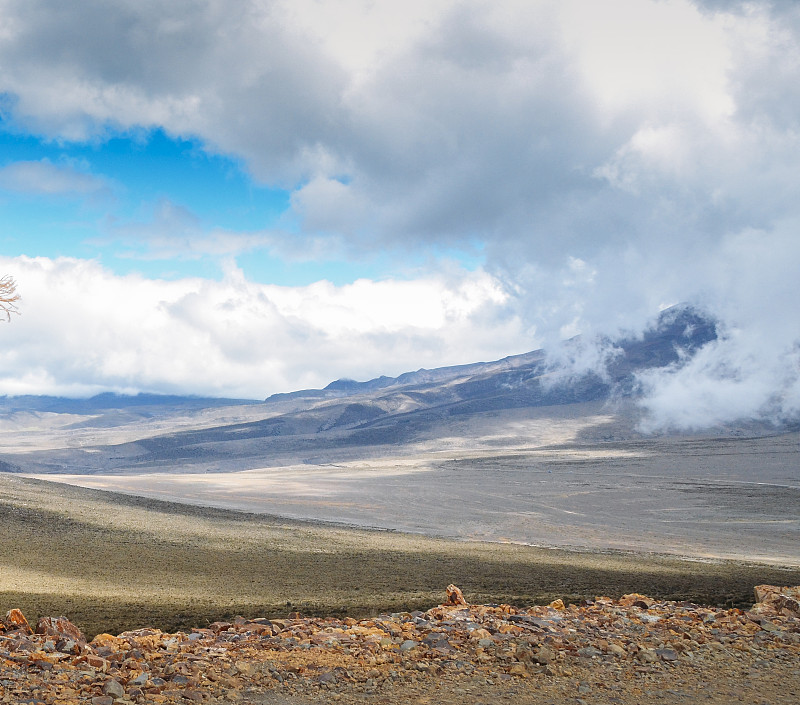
[26,430,800,567]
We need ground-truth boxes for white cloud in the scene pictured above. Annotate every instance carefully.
[637,337,800,432]
[557,0,735,122]
[634,222,800,430]
[0,256,525,398]
[0,1,798,428]
[0,0,754,251]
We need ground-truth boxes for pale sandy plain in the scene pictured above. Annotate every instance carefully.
[7,403,797,567]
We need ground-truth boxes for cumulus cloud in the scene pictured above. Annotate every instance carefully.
[0,0,798,429]
[0,0,347,181]
[0,256,524,398]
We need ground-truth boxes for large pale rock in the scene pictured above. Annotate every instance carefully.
[508,662,529,677]
[469,628,492,641]
[606,643,627,658]
[533,645,557,665]
[102,680,125,700]
[91,633,126,649]
[637,647,658,663]
[754,585,775,603]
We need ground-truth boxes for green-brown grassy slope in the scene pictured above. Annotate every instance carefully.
[2,474,798,639]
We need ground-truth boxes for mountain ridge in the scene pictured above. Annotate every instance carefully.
[266,303,716,408]
[0,305,724,475]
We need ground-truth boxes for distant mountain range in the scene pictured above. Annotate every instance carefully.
[268,303,716,407]
[1,303,716,417]
[0,305,720,475]
[0,392,257,415]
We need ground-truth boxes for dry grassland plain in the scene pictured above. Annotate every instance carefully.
[2,473,799,639]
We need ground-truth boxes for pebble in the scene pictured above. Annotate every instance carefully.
[102,679,125,699]
[0,584,798,703]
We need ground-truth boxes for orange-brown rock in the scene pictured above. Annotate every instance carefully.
[35,615,85,644]
[4,608,31,633]
[753,584,800,617]
[619,593,654,609]
[1,584,798,704]
[445,584,468,606]
[90,632,126,649]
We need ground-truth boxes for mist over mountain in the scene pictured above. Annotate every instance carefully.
[267,304,717,411]
[4,304,765,479]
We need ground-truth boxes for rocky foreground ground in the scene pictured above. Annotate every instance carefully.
[1,585,799,705]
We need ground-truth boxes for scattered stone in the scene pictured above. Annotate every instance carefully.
[637,648,658,663]
[533,646,557,665]
[92,633,125,649]
[129,671,149,686]
[0,584,798,704]
[102,679,125,699]
[753,585,800,617]
[508,663,528,677]
[469,628,492,640]
[607,643,627,658]
[620,593,654,609]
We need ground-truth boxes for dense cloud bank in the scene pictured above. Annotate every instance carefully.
[0,0,799,430]
[0,255,520,399]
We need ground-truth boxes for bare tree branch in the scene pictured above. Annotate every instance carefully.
[0,275,20,321]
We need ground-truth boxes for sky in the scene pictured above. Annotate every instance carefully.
[0,0,799,431]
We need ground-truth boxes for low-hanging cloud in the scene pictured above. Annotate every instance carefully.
[633,222,800,431]
[0,0,798,429]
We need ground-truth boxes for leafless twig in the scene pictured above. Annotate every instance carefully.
[0,275,20,321]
